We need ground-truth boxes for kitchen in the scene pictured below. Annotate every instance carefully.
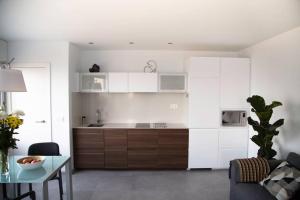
[71,50,250,170]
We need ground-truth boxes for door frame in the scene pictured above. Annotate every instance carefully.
[8,62,53,141]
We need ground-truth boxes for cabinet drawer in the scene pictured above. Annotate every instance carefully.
[128,130,158,149]
[158,129,188,149]
[104,129,127,150]
[158,155,188,169]
[74,153,104,169]
[128,149,157,169]
[74,129,104,150]
[105,150,127,169]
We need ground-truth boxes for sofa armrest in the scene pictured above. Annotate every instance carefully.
[229,160,241,184]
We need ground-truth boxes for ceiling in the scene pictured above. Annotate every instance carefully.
[0,0,300,51]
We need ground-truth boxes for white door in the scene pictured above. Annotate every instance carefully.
[188,77,220,128]
[10,63,51,155]
[189,129,219,168]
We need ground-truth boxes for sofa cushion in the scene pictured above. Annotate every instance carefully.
[287,152,300,170]
[233,183,276,200]
[260,161,300,200]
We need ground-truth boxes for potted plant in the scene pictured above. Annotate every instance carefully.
[247,95,284,159]
[0,109,24,175]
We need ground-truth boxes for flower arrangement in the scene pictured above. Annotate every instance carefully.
[0,109,25,175]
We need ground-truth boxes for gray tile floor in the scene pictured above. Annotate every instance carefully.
[22,170,230,200]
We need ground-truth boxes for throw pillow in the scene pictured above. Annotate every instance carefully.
[260,161,300,200]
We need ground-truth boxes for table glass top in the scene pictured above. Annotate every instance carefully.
[0,156,70,183]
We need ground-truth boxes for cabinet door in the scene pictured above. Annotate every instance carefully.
[220,58,250,108]
[188,57,220,78]
[188,129,219,168]
[189,77,220,128]
[158,129,188,169]
[104,129,127,168]
[219,128,248,168]
[108,72,129,93]
[128,73,158,92]
[159,73,187,93]
[80,73,108,92]
[73,129,104,168]
[128,130,158,168]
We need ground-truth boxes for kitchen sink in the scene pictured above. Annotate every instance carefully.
[88,123,104,127]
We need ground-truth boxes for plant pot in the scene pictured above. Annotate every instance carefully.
[0,149,9,176]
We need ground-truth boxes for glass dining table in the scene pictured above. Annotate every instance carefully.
[0,156,73,200]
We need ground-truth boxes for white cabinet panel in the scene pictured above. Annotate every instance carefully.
[128,73,158,92]
[220,58,250,108]
[159,73,187,93]
[189,77,220,128]
[189,129,219,168]
[219,148,248,168]
[188,57,220,77]
[219,129,248,148]
[108,72,129,93]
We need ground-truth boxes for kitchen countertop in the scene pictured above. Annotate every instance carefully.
[74,123,188,129]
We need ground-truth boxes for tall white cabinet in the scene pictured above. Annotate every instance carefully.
[188,57,250,169]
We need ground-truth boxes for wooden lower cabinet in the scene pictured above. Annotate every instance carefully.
[73,128,188,169]
[128,129,158,169]
[158,129,188,169]
[104,130,127,169]
[73,128,104,169]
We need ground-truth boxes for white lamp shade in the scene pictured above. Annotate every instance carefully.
[0,69,27,92]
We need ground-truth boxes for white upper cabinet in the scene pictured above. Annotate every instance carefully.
[0,40,7,62]
[128,73,158,92]
[220,58,250,108]
[159,73,187,93]
[80,73,108,92]
[188,57,220,77]
[189,77,220,128]
[108,72,129,93]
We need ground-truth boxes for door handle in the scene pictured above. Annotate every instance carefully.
[35,120,46,123]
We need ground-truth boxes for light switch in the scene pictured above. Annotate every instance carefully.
[170,104,178,110]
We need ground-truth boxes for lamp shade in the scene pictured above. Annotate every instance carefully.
[0,69,27,92]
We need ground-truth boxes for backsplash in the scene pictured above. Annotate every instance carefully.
[80,93,188,124]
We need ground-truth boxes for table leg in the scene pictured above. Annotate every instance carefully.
[42,181,49,200]
[65,160,73,200]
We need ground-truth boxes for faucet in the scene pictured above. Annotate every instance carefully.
[96,109,101,124]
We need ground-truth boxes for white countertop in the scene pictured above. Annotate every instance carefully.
[74,123,188,129]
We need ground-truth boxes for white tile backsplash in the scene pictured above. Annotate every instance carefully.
[80,93,188,124]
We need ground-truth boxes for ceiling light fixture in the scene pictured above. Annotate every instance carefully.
[168,42,173,45]
[129,42,135,45]
[88,42,94,45]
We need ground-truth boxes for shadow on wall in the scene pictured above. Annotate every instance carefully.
[276,101,300,158]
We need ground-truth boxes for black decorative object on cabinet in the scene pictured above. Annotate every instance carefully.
[89,64,100,72]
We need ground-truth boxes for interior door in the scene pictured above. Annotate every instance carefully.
[9,63,51,155]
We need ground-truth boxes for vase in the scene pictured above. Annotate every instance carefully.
[0,149,9,176]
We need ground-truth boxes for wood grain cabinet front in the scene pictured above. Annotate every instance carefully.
[158,129,189,169]
[104,129,127,169]
[73,128,189,169]
[73,128,104,168]
[128,129,158,169]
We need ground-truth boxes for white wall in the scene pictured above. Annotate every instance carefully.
[78,50,239,124]
[8,41,71,156]
[0,39,7,62]
[240,27,300,159]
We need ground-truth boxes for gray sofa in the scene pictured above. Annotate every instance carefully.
[229,152,300,200]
